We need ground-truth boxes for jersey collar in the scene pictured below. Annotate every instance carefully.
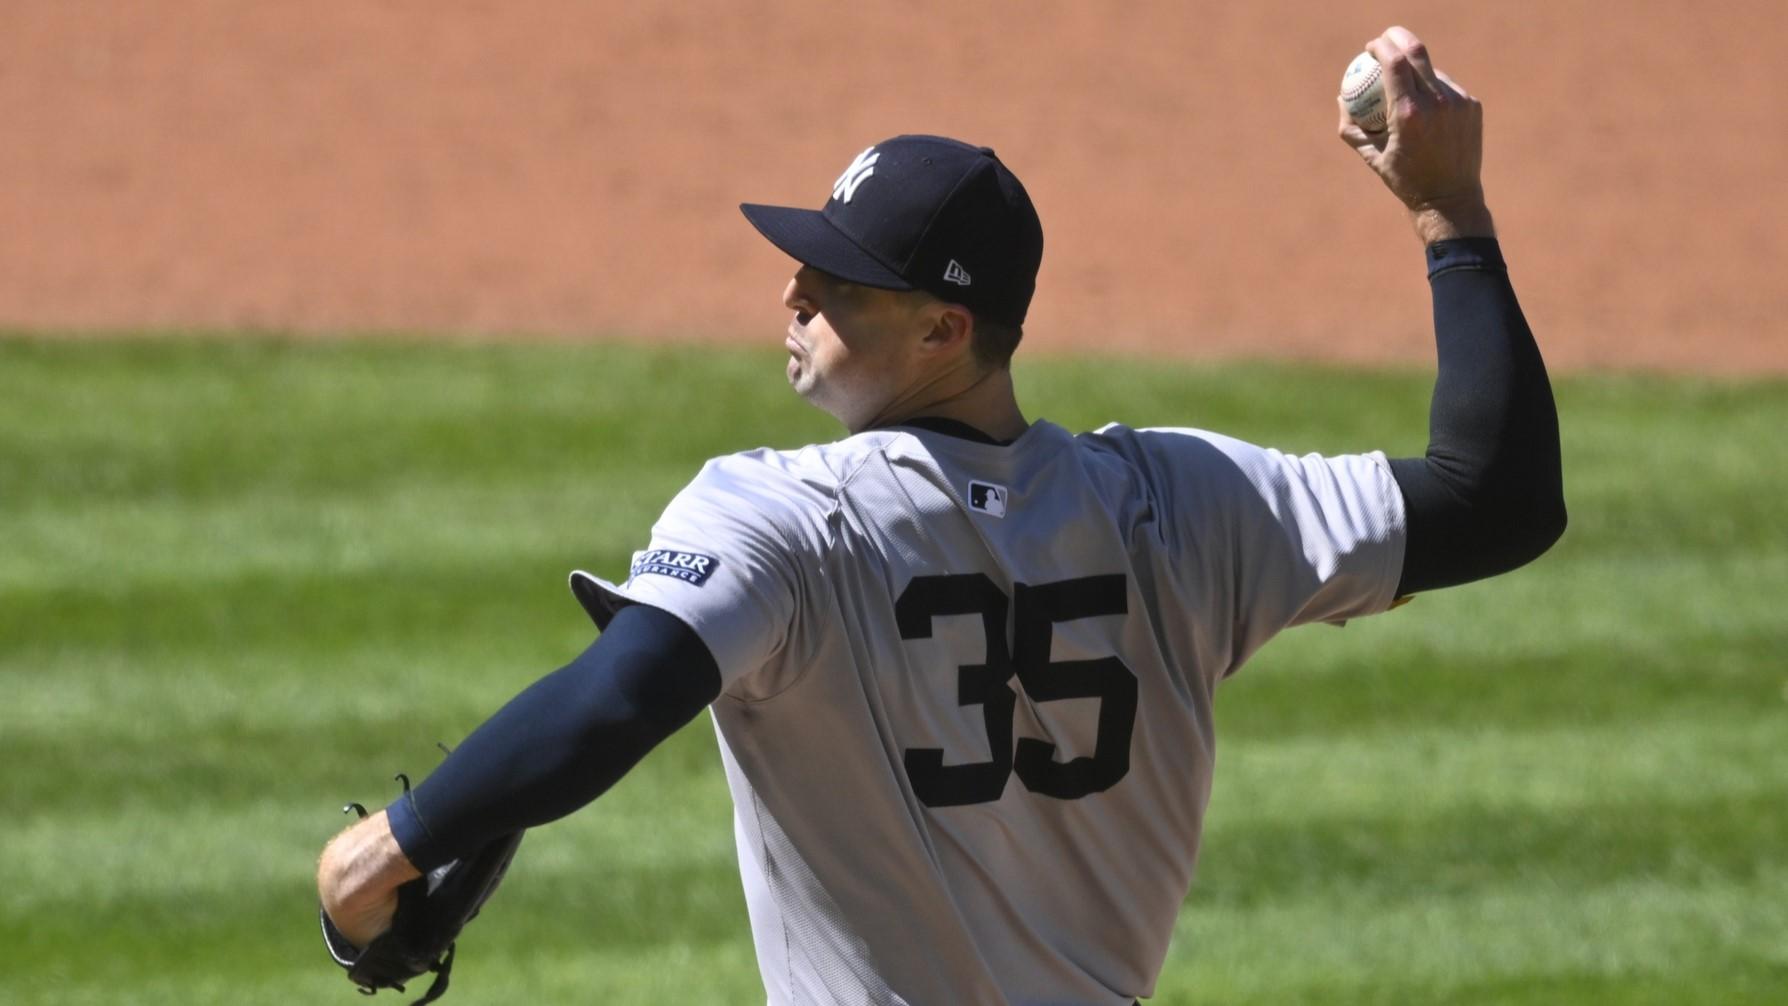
[890,416,1018,447]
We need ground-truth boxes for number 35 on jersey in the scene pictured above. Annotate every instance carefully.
[895,573,1137,808]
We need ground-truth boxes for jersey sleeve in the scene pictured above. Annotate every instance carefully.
[569,450,824,690]
[1101,425,1407,672]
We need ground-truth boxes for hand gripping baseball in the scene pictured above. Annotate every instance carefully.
[1339,26,1493,242]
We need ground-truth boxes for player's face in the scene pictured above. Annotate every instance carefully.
[781,267,939,431]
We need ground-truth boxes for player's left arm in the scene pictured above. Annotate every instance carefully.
[316,603,721,947]
[1342,26,1567,595]
[1388,236,1564,595]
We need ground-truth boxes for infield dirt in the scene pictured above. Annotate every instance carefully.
[2,2,1782,373]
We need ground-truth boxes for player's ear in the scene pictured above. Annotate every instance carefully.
[919,301,974,358]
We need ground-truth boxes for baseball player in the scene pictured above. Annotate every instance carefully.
[319,26,1564,1004]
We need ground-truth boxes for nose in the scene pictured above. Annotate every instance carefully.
[783,274,818,325]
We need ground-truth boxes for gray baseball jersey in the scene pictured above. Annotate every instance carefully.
[570,419,1406,1005]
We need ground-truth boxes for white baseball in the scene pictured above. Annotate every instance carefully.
[1339,52,1387,133]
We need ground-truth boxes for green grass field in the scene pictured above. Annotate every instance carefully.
[3,336,1785,1004]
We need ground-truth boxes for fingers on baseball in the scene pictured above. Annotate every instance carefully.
[1384,26,1440,92]
[1433,68,1473,102]
[1335,97,1387,153]
[1368,27,1449,131]
[1429,69,1485,135]
[1363,37,1420,121]
[1380,26,1451,98]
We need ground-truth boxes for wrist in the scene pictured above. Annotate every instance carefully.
[317,811,421,944]
[1409,192,1495,244]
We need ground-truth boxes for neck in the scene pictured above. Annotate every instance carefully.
[857,364,1028,441]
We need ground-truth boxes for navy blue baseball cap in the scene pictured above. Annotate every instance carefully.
[740,135,1044,326]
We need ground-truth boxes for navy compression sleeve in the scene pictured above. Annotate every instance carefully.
[1389,238,1567,595]
[384,603,722,870]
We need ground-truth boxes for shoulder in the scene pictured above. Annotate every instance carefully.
[686,432,894,498]
[1079,421,1254,457]
[668,432,908,537]
[1081,422,1396,503]
[1074,422,1269,488]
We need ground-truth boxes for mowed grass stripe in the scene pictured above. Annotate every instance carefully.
[11,723,1779,912]
[10,550,1773,739]
[0,558,596,657]
[0,478,681,593]
[0,336,837,505]
[3,336,1785,1005]
[2,943,768,1006]
[1162,871,1788,1004]
[10,661,1783,826]
[1206,712,1788,825]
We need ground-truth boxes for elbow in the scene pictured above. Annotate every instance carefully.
[1469,441,1567,572]
[1496,486,1567,572]
[1526,491,1568,562]
[1541,490,1568,549]
[1523,449,1569,560]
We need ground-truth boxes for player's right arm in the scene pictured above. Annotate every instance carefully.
[1343,26,1566,594]
[1096,27,1563,673]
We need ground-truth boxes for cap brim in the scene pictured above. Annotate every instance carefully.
[739,203,912,290]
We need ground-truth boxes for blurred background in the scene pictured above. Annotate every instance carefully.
[3,0,1784,371]
[2,2,1784,1004]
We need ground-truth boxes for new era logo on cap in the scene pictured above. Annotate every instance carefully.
[943,259,972,286]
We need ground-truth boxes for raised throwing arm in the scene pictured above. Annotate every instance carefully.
[1342,26,1566,594]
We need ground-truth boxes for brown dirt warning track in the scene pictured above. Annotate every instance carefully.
[2,1,1783,373]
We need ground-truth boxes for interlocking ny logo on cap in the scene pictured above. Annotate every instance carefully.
[832,147,878,204]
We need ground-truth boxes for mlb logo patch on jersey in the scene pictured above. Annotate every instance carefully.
[967,480,1008,518]
[631,549,720,586]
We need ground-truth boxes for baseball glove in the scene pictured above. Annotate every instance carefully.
[320,780,524,1004]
